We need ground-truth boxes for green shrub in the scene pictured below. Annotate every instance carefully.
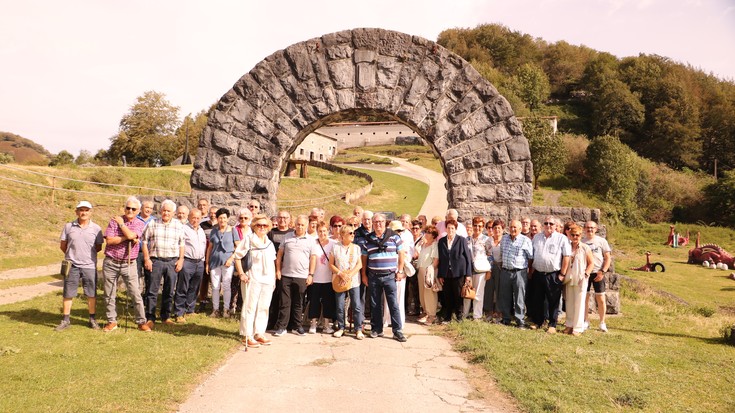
[723,324,735,346]
[0,152,14,164]
[560,133,588,179]
[586,135,641,225]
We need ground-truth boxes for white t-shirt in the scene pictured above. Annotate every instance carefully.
[312,238,335,284]
[332,242,362,289]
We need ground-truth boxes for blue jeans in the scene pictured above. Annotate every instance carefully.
[175,258,204,317]
[145,258,178,322]
[498,268,527,325]
[369,272,402,335]
[335,286,363,331]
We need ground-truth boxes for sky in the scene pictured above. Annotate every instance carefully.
[1,0,733,156]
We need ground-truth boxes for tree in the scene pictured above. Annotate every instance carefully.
[542,40,596,96]
[703,170,735,227]
[107,91,181,166]
[586,135,641,224]
[522,117,565,188]
[49,150,74,166]
[174,109,210,163]
[588,77,645,139]
[75,150,93,165]
[512,63,550,111]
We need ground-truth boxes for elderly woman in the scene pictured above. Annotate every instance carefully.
[464,216,492,320]
[437,219,473,322]
[234,214,276,347]
[308,221,337,334]
[483,219,504,322]
[205,208,240,318]
[231,208,253,316]
[329,225,364,338]
[563,224,594,336]
[416,225,439,325]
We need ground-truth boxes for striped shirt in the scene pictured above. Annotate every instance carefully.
[362,230,403,274]
[142,219,185,259]
[499,233,533,270]
[104,217,145,261]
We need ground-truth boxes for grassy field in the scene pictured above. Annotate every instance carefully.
[0,293,238,413]
[335,144,443,173]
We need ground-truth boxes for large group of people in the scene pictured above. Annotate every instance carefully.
[55,199,612,341]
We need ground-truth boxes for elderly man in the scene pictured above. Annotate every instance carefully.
[436,209,469,238]
[583,221,612,332]
[273,215,317,336]
[361,213,407,342]
[197,198,210,224]
[498,220,534,329]
[142,199,185,325]
[197,205,217,312]
[135,200,155,301]
[354,210,373,318]
[247,199,261,215]
[101,197,150,332]
[529,217,571,333]
[266,210,295,330]
[352,206,364,219]
[55,201,104,331]
[174,209,206,323]
[175,205,190,223]
[520,217,532,237]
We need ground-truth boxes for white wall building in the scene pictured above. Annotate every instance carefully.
[291,131,338,161]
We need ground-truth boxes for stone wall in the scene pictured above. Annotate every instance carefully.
[191,28,533,218]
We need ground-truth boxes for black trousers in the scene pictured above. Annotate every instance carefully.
[527,271,548,326]
[439,277,464,322]
[531,271,563,327]
[274,276,306,331]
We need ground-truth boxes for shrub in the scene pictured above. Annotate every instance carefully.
[0,152,14,164]
[586,135,641,225]
[703,170,735,227]
[722,324,735,346]
[560,133,589,179]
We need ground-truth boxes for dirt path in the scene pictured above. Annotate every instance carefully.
[0,264,62,305]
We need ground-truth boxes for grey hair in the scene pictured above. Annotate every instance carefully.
[161,199,177,212]
[125,196,141,209]
[239,208,252,217]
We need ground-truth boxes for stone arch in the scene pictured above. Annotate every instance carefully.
[191,28,532,217]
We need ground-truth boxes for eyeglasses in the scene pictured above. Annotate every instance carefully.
[412,227,421,230]
[277,216,289,220]
[543,222,554,226]
[374,220,386,224]
[333,224,342,228]
[347,232,354,236]
[569,233,581,237]
[254,224,269,228]
[473,224,484,227]
[239,216,250,220]
[125,207,138,211]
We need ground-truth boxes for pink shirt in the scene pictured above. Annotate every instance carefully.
[104,217,145,260]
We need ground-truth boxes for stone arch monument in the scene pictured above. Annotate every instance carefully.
[191,27,533,218]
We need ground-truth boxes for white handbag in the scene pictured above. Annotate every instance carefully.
[473,256,491,273]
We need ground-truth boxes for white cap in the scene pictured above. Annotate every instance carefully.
[75,201,93,209]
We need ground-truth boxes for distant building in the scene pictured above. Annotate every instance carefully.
[317,121,417,149]
[291,131,338,161]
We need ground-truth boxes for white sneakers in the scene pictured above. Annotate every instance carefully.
[309,319,318,334]
[599,323,608,332]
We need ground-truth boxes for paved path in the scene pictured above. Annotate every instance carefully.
[340,156,449,219]
[177,322,517,413]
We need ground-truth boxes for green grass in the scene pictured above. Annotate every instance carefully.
[350,167,428,217]
[0,292,239,413]
[445,287,735,412]
[336,144,443,173]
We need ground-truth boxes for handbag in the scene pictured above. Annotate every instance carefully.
[473,256,491,273]
[332,244,354,293]
[403,260,416,277]
[461,282,477,300]
[240,238,270,273]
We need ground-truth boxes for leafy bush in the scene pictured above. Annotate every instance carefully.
[560,133,589,179]
[703,170,735,227]
[723,324,735,346]
[0,152,14,164]
[522,117,565,188]
[585,135,641,225]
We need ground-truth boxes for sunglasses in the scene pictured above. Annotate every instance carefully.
[347,232,354,236]
[412,227,421,230]
[543,222,555,226]
[569,233,582,237]
[239,216,250,220]
[125,207,138,211]
[333,224,343,228]
[247,205,258,208]
[254,223,269,228]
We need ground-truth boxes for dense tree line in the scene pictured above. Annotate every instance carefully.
[438,24,735,174]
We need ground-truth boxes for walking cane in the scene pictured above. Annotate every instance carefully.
[124,241,132,332]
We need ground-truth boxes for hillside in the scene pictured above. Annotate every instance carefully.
[0,131,51,165]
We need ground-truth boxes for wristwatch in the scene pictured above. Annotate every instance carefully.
[397,270,404,274]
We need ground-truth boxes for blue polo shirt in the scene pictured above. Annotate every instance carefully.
[361,230,403,273]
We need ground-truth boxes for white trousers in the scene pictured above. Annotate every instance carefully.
[239,280,274,338]
[463,272,486,319]
[210,264,234,311]
[384,277,406,327]
[565,278,589,332]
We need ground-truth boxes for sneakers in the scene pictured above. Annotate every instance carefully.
[293,327,306,336]
[103,322,118,332]
[356,330,365,340]
[88,319,101,330]
[138,323,152,332]
[547,326,557,335]
[370,331,384,339]
[308,319,318,334]
[323,324,335,334]
[255,335,272,346]
[145,320,154,331]
[393,332,407,342]
[599,323,608,332]
[529,323,539,330]
[175,316,187,324]
[54,320,71,332]
[333,329,344,338]
[244,337,260,348]
[272,329,286,337]
[210,310,221,318]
